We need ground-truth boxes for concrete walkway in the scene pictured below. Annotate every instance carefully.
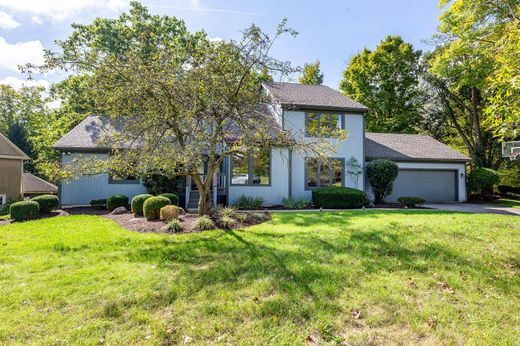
[425,203,520,216]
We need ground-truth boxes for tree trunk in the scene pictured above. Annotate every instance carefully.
[197,186,212,216]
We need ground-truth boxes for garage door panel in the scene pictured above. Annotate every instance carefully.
[387,169,457,202]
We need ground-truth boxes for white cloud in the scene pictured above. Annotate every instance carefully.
[0,37,44,71]
[0,0,129,22]
[31,15,42,24]
[208,36,223,42]
[0,11,20,29]
[0,76,49,90]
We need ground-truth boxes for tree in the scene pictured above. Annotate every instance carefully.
[31,2,338,215]
[340,36,424,133]
[258,67,273,82]
[299,60,323,85]
[366,159,399,204]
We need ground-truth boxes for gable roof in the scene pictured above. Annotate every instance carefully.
[0,132,30,160]
[365,132,470,162]
[263,82,368,113]
[22,173,58,194]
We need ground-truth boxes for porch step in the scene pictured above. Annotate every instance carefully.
[187,191,200,209]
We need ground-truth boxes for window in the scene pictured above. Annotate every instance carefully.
[231,149,271,185]
[305,158,344,189]
[305,112,343,137]
[0,194,6,205]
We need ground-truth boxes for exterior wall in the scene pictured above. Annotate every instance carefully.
[284,110,365,201]
[60,152,148,206]
[228,148,289,205]
[0,158,23,199]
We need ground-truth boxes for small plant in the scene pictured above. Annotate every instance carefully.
[160,205,180,222]
[143,196,171,220]
[162,219,183,233]
[235,213,247,222]
[218,206,237,218]
[366,159,399,203]
[468,168,500,194]
[397,196,426,207]
[249,212,269,223]
[218,215,237,229]
[282,197,311,209]
[192,215,215,231]
[312,187,366,209]
[107,194,129,211]
[160,193,179,205]
[233,195,263,209]
[90,199,107,207]
[30,195,59,214]
[10,201,39,221]
[130,194,153,216]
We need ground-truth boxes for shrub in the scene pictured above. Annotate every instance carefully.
[90,199,107,207]
[282,197,312,209]
[10,201,39,221]
[143,196,171,220]
[218,206,237,218]
[131,194,153,216]
[468,168,500,194]
[249,212,269,223]
[192,215,215,231]
[235,213,247,222]
[160,205,180,222]
[366,159,399,203]
[397,196,426,207]
[233,195,263,209]
[107,194,129,211]
[162,219,183,233]
[142,174,179,195]
[498,185,520,195]
[218,215,237,229]
[31,195,59,214]
[159,193,179,206]
[312,187,366,209]
[0,196,23,215]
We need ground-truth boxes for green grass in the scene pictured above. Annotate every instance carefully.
[1,211,519,344]
[489,198,520,208]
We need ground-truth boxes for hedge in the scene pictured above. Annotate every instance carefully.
[107,194,129,211]
[31,195,58,214]
[159,193,179,206]
[131,194,153,216]
[312,187,366,209]
[10,201,39,221]
[143,196,171,220]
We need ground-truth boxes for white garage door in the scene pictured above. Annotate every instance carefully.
[387,169,458,202]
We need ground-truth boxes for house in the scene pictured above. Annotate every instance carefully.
[53,82,470,207]
[22,173,58,198]
[0,132,30,205]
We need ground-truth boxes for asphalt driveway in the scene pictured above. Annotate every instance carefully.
[425,203,520,216]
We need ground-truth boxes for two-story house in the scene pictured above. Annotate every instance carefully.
[54,82,470,207]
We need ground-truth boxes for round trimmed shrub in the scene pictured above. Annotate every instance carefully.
[160,205,180,222]
[312,187,366,209]
[10,201,39,221]
[366,159,399,203]
[31,195,59,214]
[468,168,500,194]
[131,194,153,216]
[159,193,179,206]
[107,194,129,211]
[143,196,171,220]
[397,196,426,207]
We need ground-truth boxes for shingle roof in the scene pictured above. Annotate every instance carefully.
[263,82,368,112]
[22,173,57,194]
[365,132,470,162]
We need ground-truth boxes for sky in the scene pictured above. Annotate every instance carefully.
[0,0,443,91]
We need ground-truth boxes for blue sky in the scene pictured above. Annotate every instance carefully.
[0,0,442,91]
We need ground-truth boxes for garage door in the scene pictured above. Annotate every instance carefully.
[387,169,457,202]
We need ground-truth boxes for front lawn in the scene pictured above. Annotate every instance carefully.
[1,211,519,344]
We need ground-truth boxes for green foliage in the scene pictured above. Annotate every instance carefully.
[218,215,237,229]
[340,36,424,133]
[159,193,179,206]
[312,187,366,209]
[366,159,399,203]
[0,196,23,216]
[90,199,107,207]
[218,206,237,219]
[30,195,59,214]
[233,195,264,210]
[299,60,324,85]
[468,168,500,194]
[498,185,520,195]
[130,194,153,216]
[160,205,180,222]
[258,66,273,82]
[162,219,183,233]
[143,196,171,220]
[282,197,311,209]
[192,215,215,231]
[107,194,129,211]
[142,175,179,195]
[397,196,426,207]
[10,201,39,221]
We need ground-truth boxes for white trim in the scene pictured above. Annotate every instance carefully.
[0,194,6,205]
[0,132,30,160]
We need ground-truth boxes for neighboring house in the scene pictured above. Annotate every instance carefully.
[22,173,58,198]
[0,132,30,205]
[54,82,470,207]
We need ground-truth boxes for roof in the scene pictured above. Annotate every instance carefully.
[365,132,470,162]
[0,132,30,160]
[22,173,58,194]
[263,82,368,113]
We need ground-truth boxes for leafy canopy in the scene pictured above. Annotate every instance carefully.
[299,60,324,85]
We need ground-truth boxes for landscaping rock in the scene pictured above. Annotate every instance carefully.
[110,206,128,215]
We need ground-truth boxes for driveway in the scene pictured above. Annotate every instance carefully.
[425,203,520,216]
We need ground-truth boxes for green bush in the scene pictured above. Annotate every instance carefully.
[192,215,215,231]
[282,197,312,209]
[498,185,520,195]
[397,196,426,207]
[31,195,59,214]
[218,215,237,229]
[366,159,399,203]
[130,194,153,216]
[0,196,23,215]
[160,205,180,221]
[10,201,39,221]
[90,199,107,207]
[142,174,179,195]
[312,187,366,209]
[468,168,500,194]
[218,206,237,218]
[107,194,129,211]
[159,193,179,206]
[143,196,171,220]
[162,219,183,233]
[233,195,263,209]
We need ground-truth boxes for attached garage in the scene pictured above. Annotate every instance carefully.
[387,169,457,202]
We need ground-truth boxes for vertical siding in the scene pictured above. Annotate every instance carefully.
[0,158,22,199]
[60,152,148,206]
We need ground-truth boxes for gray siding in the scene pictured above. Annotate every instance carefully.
[60,153,148,206]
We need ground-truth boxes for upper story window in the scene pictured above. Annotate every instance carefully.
[231,149,270,186]
[305,112,344,137]
[305,157,344,190]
